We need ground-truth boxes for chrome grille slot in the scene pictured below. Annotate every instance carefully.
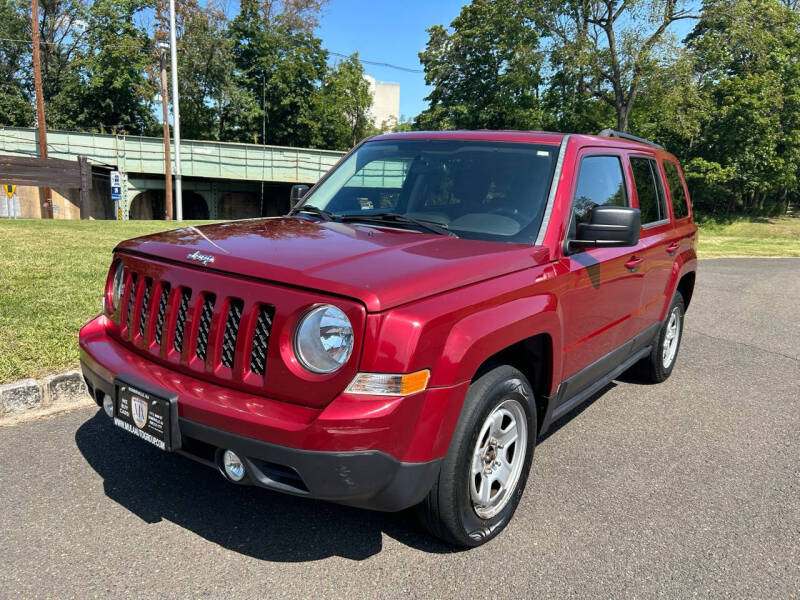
[250,305,275,376]
[126,273,138,335]
[173,288,191,354]
[154,283,171,345]
[195,293,216,361]
[221,298,244,369]
[138,277,152,339]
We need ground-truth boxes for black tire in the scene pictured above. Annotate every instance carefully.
[416,365,536,547]
[636,291,685,383]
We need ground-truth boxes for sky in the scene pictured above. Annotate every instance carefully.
[316,0,467,120]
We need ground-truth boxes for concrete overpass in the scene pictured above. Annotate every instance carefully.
[0,127,344,219]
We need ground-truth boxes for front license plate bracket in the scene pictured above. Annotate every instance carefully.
[113,374,181,451]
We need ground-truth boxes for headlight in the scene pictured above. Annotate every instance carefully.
[106,261,124,314]
[294,305,354,373]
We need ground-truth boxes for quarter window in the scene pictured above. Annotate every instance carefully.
[572,155,628,225]
[663,161,689,219]
[630,156,668,225]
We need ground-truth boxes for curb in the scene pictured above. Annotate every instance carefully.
[0,370,95,425]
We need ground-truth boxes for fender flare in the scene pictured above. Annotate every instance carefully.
[430,293,562,394]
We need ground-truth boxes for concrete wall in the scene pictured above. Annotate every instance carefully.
[9,177,113,220]
[364,75,400,129]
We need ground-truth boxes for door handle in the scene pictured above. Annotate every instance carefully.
[666,242,680,256]
[625,256,644,271]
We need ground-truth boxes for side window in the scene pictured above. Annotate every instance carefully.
[663,161,689,219]
[572,155,628,225]
[630,156,668,225]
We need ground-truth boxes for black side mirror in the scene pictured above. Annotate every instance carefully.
[569,206,640,251]
[290,184,310,209]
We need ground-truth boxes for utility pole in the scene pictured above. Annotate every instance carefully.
[158,43,173,220]
[31,0,53,219]
[168,0,183,221]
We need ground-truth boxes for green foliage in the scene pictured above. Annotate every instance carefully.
[416,0,546,130]
[75,0,156,134]
[318,53,376,149]
[0,0,34,126]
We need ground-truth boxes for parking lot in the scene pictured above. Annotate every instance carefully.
[1,258,797,599]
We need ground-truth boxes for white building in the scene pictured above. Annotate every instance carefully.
[364,75,400,130]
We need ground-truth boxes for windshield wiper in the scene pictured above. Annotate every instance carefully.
[289,205,336,222]
[340,212,458,237]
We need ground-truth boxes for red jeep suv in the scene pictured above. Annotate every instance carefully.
[80,129,697,547]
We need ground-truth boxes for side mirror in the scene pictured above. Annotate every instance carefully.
[290,184,310,209]
[568,206,640,250]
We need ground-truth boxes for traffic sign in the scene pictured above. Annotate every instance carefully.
[110,171,122,201]
[4,184,16,199]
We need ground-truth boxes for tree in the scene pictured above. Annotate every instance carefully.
[76,0,156,134]
[681,0,800,215]
[545,0,699,132]
[416,0,546,130]
[228,0,328,146]
[0,0,34,126]
[318,53,375,149]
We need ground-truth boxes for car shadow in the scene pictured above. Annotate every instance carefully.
[537,381,616,444]
[75,411,459,562]
[77,381,621,561]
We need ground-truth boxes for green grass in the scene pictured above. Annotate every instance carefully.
[696,217,800,258]
[1,216,798,384]
[0,220,212,384]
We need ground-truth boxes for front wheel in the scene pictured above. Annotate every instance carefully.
[416,365,536,547]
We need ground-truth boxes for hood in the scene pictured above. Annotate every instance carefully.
[116,218,550,312]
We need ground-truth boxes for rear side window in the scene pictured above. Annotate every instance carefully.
[630,156,668,225]
[572,155,627,225]
[663,161,689,219]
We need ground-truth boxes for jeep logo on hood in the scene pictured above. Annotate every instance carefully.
[186,250,215,266]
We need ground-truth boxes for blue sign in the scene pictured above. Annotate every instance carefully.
[110,171,122,201]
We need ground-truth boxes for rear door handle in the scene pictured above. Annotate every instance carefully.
[666,242,680,256]
[625,256,644,271]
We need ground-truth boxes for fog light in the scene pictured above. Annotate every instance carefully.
[102,395,114,418]
[223,450,246,482]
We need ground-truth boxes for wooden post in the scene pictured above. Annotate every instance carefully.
[31,0,53,219]
[159,45,173,220]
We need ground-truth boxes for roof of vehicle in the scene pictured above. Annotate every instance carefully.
[370,130,674,157]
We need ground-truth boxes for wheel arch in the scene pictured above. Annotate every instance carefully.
[676,271,696,310]
[472,334,553,434]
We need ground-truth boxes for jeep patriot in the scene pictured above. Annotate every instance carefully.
[80,129,698,547]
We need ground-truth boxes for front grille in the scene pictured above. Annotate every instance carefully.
[195,294,216,361]
[250,305,275,375]
[120,266,275,382]
[221,299,244,368]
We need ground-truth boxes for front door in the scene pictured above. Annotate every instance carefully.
[557,151,646,393]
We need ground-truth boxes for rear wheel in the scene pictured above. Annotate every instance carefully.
[636,291,685,383]
[416,365,536,547]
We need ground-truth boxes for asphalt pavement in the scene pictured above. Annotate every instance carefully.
[1,258,798,599]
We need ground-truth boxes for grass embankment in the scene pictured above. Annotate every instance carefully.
[0,220,211,384]
[696,217,800,258]
[1,216,798,384]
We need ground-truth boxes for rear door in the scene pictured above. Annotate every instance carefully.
[628,154,676,331]
[558,150,646,388]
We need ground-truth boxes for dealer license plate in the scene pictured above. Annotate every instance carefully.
[114,381,173,451]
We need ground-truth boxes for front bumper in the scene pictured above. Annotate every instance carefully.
[80,316,468,511]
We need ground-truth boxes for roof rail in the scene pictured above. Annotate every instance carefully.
[597,128,664,150]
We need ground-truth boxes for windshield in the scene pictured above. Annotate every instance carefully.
[300,139,559,243]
